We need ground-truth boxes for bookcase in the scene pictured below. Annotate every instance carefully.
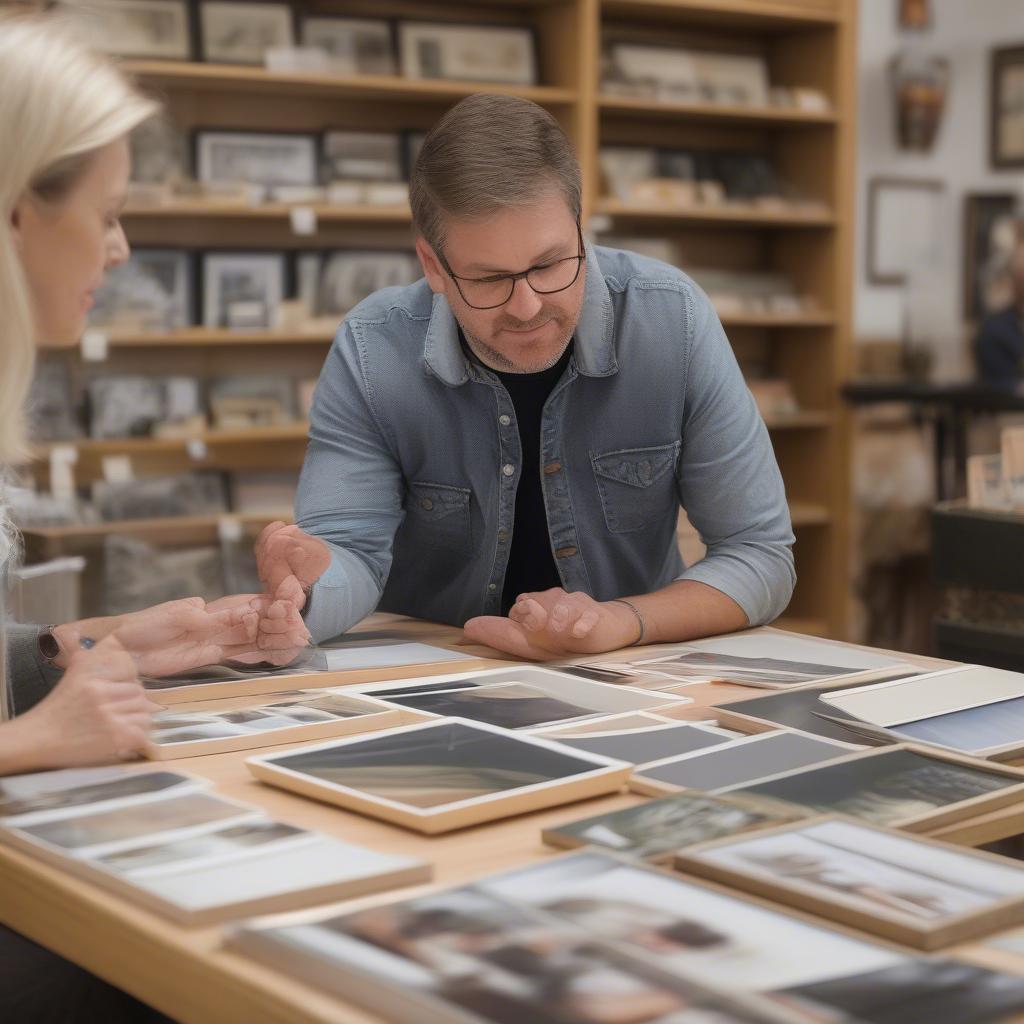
[19,0,856,639]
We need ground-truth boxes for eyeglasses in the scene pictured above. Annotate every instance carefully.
[439,220,584,310]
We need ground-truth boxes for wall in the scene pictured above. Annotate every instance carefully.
[855,0,1024,376]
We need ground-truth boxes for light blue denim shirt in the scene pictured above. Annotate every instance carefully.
[297,243,795,642]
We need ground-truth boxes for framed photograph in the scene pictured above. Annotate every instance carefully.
[963,192,1020,318]
[321,131,403,183]
[195,131,317,190]
[535,720,737,767]
[543,790,808,863]
[479,851,901,993]
[629,731,860,797]
[89,248,193,333]
[398,21,537,85]
[63,0,192,60]
[677,816,1024,950]
[353,665,683,729]
[713,687,879,745]
[991,46,1024,169]
[246,718,632,834]
[207,374,296,428]
[201,252,287,330]
[723,744,1024,835]
[87,375,200,439]
[93,472,226,521]
[199,1,294,65]
[144,690,413,760]
[229,865,810,1024]
[300,17,395,76]
[297,250,420,318]
[867,177,945,285]
[534,711,682,735]
[129,116,188,186]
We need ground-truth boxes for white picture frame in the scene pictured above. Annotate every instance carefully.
[201,252,286,330]
[867,177,945,286]
[195,131,318,190]
[398,22,537,85]
[300,17,395,76]
[199,1,294,65]
[247,717,633,834]
[64,0,192,61]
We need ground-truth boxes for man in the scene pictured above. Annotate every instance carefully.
[976,223,1024,391]
[258,94,794,660]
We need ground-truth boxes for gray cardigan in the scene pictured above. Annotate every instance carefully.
[7,623,60,715]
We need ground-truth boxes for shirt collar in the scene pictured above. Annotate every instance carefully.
[423,241,617,387]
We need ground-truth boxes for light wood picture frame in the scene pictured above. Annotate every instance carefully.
[247,718,632,834]
[712,688,868,745]
[990,46,1024,170]
[674,815,1024,950]
[142,691,416,760]
[532,711,685,736]
[628,731,862,797]
[351,665,687,728]
[719,744,1024,836]
[397,21,538,85]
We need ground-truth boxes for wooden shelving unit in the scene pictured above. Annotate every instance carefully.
[30,0,855,638]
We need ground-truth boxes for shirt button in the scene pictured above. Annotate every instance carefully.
[419,498,433,511]
[488,583,497,591]
[502,464,515,477]
[499,415,511,426]
[497,529,509,542]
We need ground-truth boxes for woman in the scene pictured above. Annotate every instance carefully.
[0,14,305,1021]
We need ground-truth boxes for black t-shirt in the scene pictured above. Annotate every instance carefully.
[462,335,573,613]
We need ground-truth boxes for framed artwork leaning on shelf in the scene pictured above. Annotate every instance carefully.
[300,16,395,76]
[397,21,537,85]
[62,0,193,61]
[198,0,294,65]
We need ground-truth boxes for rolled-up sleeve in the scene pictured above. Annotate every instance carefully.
[295,321,406,642]
[6,623,61,715]
[674,285,796,624]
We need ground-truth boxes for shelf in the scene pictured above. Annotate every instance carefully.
[596,198,834,228]
[102,329,334,349]
[602,0,840,31]
[121,202,411,223]
[600,94,837,126]
[718,311,835,328]
[763,411,832,430]
[34,424,309,461]
[789,502,830,527]
[122,60,578,106]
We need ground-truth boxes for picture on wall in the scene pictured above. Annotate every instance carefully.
[990,45,1024,169]
[964,192,1021,319]
[867,177,945,285]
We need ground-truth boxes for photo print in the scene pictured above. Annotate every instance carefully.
[89,248,193,333]
[63,0,192,60]
[201,252,287,330]
[300,18,395,76]
[199,1,294,64]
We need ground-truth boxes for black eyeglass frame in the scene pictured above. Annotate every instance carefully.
[437,218,585,310]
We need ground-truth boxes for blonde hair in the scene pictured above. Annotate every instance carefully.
[0,13,157,465]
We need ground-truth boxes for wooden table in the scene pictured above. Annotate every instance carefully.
[3,617,1024,1023]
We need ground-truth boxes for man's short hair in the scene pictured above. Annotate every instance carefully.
[409,93,582,253]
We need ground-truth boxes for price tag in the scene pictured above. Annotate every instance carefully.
[217,515,243,543]
[49,445,78,501]
[289,205,318,236]
[186,438,208,461]
[80,329,109,362]
[101,454,133,483]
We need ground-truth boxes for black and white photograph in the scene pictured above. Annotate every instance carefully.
[89,248,193,332]
[963,192,1019,318]
[195,131,317,191]
[300,17,395,76]
[64,0,192,60]
[321,131,403,183]
[398,22,537,85]
[87,375,201,439]
[990,45,1024,169]
[550,720,736,765]
[198,1,294,64]
[92,473,227,522]
[299,251,420,318]
[201,252,287,330]
[727,748,1024,828]
[543,791,807,862]
[129,115,189,186]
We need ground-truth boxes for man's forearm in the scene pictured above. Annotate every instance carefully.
[617,579,748,646]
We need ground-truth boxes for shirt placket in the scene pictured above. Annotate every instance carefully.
[541,366,592,594]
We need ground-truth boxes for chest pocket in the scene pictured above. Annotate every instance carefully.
[591,441,681,534]
[404,481,473,553]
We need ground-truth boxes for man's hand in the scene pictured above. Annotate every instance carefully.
[207,592,312,667]
[254,522,332,612]
[463,588,642,660]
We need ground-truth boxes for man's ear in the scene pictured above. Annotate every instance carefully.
[415,236,447,295]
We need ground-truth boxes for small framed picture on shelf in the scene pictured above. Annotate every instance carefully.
[195,131,317,192]
[129,115,189,187]
[397,21,537,85]
[990,46,1024,169]
[300,17,395,76]
[321,131,403,183]
[201,252,287,330]
[198,1,294,65]
[90,248,194,332]
[963,192,1019,319]
[867,177,945,285]
[64,0,193,61]
[316,251,420,317]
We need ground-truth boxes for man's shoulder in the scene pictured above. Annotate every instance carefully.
[594,243,701,300]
